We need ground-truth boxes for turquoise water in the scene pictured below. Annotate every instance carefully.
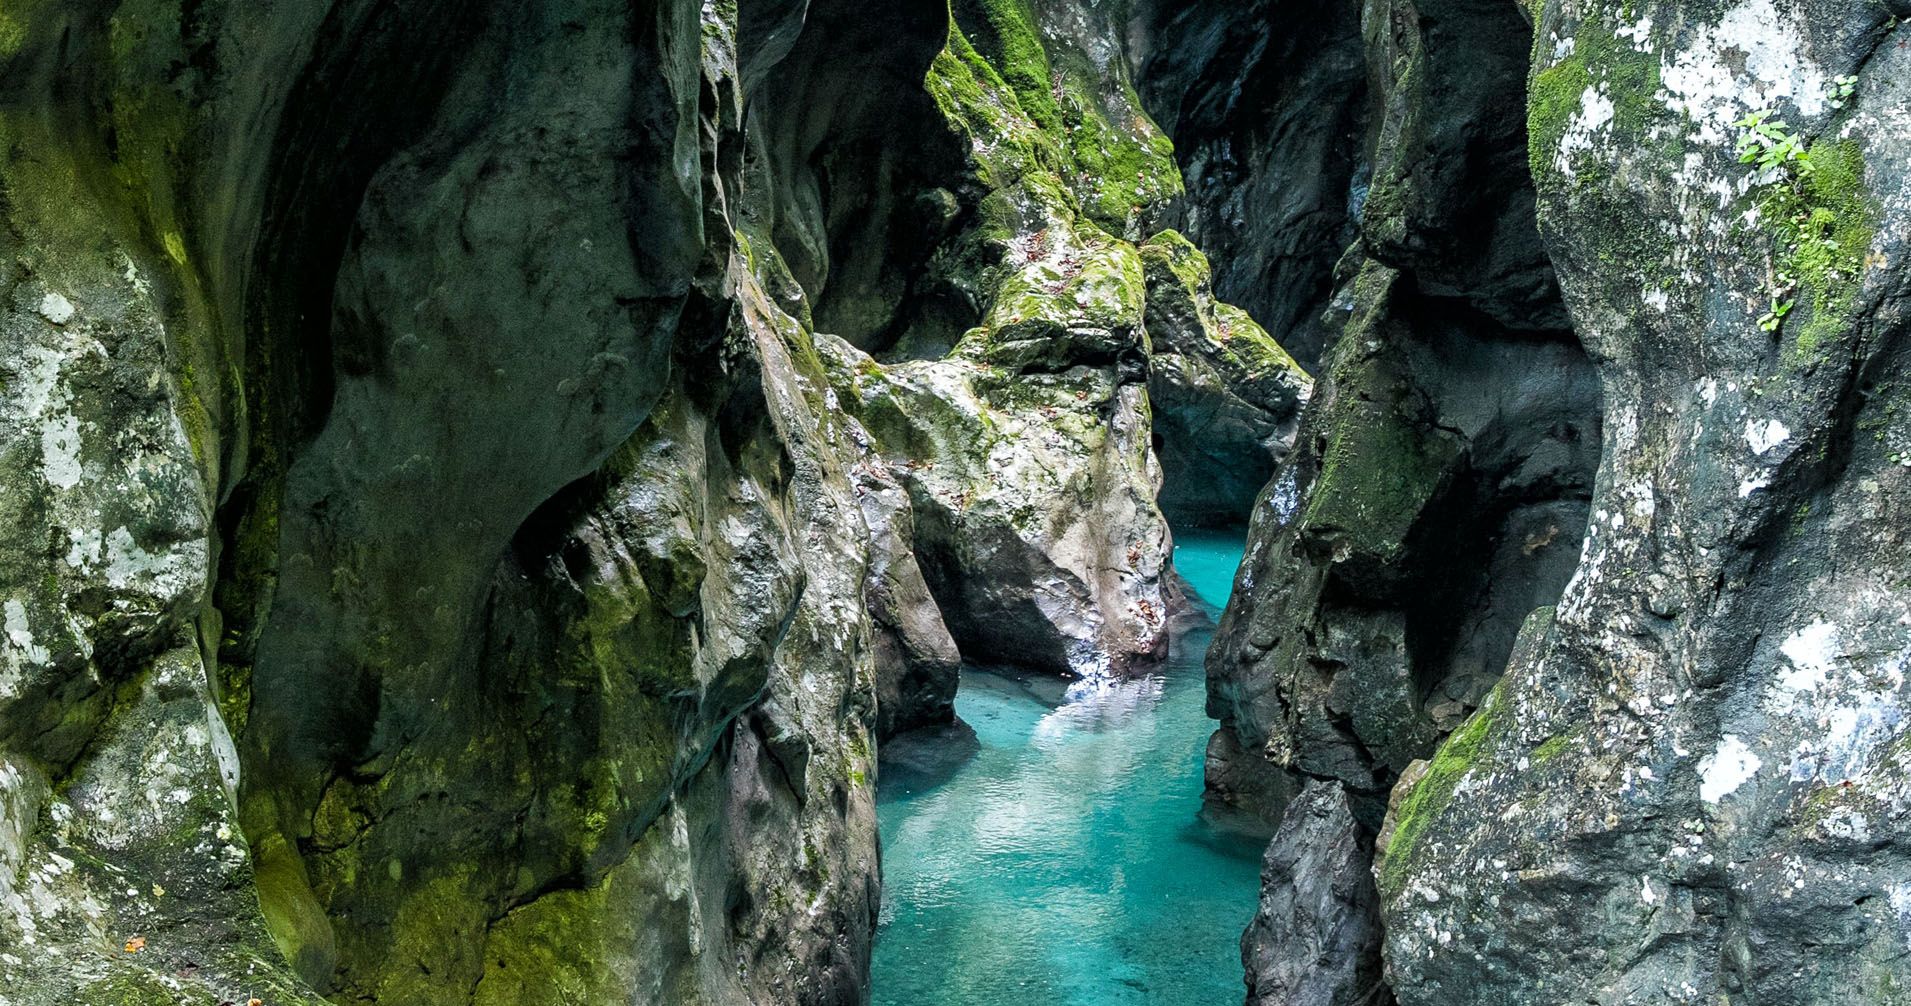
[872,529,1263,1006]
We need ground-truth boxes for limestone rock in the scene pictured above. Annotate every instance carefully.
[0,0,1306,1001]
[1199,0,1600,835]
[1242,781,1391,1006]
[1141,231,1312,527]
[851,431,961,739]
[1130,0,1369,368]
[1379,4,1911,1003]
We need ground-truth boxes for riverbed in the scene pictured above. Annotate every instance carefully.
[872,529,1263,1005]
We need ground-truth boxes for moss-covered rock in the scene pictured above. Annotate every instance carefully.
[1140,231,1312,526]
[1375,3,1911,1004]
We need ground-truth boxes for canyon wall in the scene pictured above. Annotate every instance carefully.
[6,0,1910,1003]
[0,0,1300,1002]
[1180,0,1911,1003]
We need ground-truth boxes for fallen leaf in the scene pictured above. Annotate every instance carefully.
[123,935,146,953]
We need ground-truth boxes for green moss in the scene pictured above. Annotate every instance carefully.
[1756,139,1878,361]
[1527,12,1664,184]
[1532,732,1571,763]
[924,26,1066,190]
[937,1,1178,234]
[1141,229,1208,289]
[1380,684,1507,898]
[1299,383,1457,559]
[0,10,24,58]
[954,0,1057,127]
[1528,55,1591,180]
[252,831,340,987]
[1045,48,1180,231]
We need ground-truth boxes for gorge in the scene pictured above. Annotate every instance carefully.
[2,1,1910,1005]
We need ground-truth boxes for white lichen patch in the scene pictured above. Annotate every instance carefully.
[1699,734,1762,803]
[0,600,49,701]
[1745,418,1790,456]
[1778,620,1840,694]
[1891,884,1911,951]
[35,293,75,326]
[1556,86,1616,179]
[1658,0,1828,147]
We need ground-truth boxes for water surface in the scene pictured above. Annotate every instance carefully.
[873,529,1262,1005]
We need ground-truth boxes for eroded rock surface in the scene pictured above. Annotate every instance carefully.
[0,0,1300,1002]
[1378,3,1911,1002]
[1199,0,1599,833]
[1242,780,1390,1006]
[1142,231,1312,527]
[1194,0,1911,1004]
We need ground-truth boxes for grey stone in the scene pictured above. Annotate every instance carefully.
[1243,781,1392,1006]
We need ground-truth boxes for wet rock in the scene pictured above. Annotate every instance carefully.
[1201,0,1600,835]
[1243,781,1391,1006]
[1131,0,1369,368]
[1379,4,1911,1003]
[0,76,314,1001]
[854,440,961,739]
[0,0,1301,1001]
[1142,231,1313,527]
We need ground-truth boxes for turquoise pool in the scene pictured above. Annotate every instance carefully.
[872,529,1262,1005]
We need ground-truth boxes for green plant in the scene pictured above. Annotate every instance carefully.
[1759,297,1795,332]
[1735,110,1812,176]
[1731,101,1875,345]
[1830,75,1859,110]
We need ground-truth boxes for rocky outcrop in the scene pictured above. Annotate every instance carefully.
[1242,781,1390,1006]
[811,0,1314,682]
[1199,0,1600,833]
[0,0,1305,1001]
[1130,0,1369,368]
[1142,231,1312,528]
[1378,3,1911,1002]
[2,1,901,1001]
[1193,0,1911,1003]
[821,335,1174,681]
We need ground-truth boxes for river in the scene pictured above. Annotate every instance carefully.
[872,528,1263,1005]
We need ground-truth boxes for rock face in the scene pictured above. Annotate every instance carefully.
[1377,3,1911,1002]
[1187,0,1911,1004]
[13,0,1906,1003]
[1197,0,1600,833]
[0,0,1302,1002]
[1242,781,1390,1006]
[1131,0,1369,369]
[2,1,904,1000]
[1142,232,1312,527]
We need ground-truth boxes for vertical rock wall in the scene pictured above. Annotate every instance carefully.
[1184,0,1911,1004]
[0,0,1310,1002]
[1379,2,1911,1001]
[1191,0,1600,834]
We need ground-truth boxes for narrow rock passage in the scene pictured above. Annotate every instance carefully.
[872,530,1261,1005]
